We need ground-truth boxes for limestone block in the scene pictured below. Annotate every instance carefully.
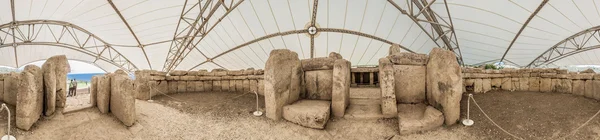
[254,69,265,75]
[169,70,187,76]
[235,80,243,92]
[379,58,397,118]
[511,78,519,91]
[529,77,540,92]
[97,75,111,114]
[204,81,213,92]
[551,79,559,92]
[426,48,462,125]
[110,74,136,126]
[149,81,168,97]
[227,70,244,76]
[389,44,403,56]
[53,55,70,108]
[194,81,204,92]
[181,76,195,81]
[167,80,177,94]
[186,81,196,93]
[482,78,491,93]
[593,80,600,100]
[228,80,236,92]
[247,80,256,93]
[393,65,426,103]
[473,79,483,93]
[242,80,250,93]
[282,100,331,129]
[91,76,99,105]
[580,68,596,73]
[386,53,428,66]
[16,66,43,130]
[301,57,336,71]
[213,81,222,92]
[519,78,529,91]
[222,80,230,92]
[572,80,584,96]
[540,78,552,92]
[177,81,187,93]
[304,70,333,100]
[397,104,444,135]
[264,49,302,120]
[332,59,350,117]
[501,78,512,91]
[258,80,265,96]
[491,78,502,88]
[329,52,343,59]
[464,79,474,87]
[584,80,594,98]
[557,79,573,94]
[0,81,3,102]
[3,72,18,106]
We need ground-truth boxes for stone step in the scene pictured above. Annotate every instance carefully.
[343,104,384,120]
[349,98,381,105]
[349,87,381,99]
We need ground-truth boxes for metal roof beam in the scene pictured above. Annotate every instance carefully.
[527,25,600,67]
[107,0,153,70]
[500,0,549,62]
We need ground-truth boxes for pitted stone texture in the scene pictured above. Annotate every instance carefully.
[168,80,177,94]
[134,70,151,100]
[91,76,99,106]
[584,80,594,98]
[53,55,70,108]
[329,52,343,59]
[554,79,572,94]
[540,78,552,92]
[282,100,331,129]
[394,65,426,103]
[186,81,196,92]
[529,77,540,92]
[511,78,520,91]
[473,79,483,93]
[519,78,529,91]
[491,78,502,88]
[501,78,512,91]
[304,70,333,100]
[397,104,444,135]
[149,81,168,97]
[16,65,43,130]
[204,81,213,91]
[242,80,250,93]
[387,53,428,66]
[177,81,187,93]
[332,59,351,117]
[228,80,236,92]
[222,80,230,92]
[426,48,462,125]
[97,75,111,114]
[572,80,584,96]
[482,78,491,93]
[194,81,204,92]
[301,57,335,71]
[594,80,600,100]
[110,74,137,126]
[213,81,222,92]
[264,49,302,120]
[389,44,403,56]
[3,72,19,106]
[379,58,397,118]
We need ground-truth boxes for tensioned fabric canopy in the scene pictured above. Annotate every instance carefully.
[0,0,598,72]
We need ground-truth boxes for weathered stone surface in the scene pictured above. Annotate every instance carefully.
[228,80,236,92]
[551,79,559,92]
[491,78,502,88]
[97,75,111,114]
[511,78,519,91]
[572,80,584,96]
[0,81,4,102]
[387,53,428,66]
[242,80,250,92]
[169,70,187,76]
[594,80,600,100]
[258,79,265,95]
[394,65,426,103]
[249,80,257,93]
[584,80,594,98]
[482,78,491,93]
[222,80,230,92]
[501,78,512,91]
[213,81,222,92]
[235,80,243,92]
[389,44,403,56]
[149,80,168,97]
[186,81,196,92]
[397,104,444,135]
[540,78,552,92]
[350,67,379,73]
[556,79,572,94]
[110,74,136,126]
[3,72,19,106]
[529,77,540,92]
[90,76,99,106]
[177,81,187,93]
[304,70,333,100]
[301,57,336,71]
[473,79,483,93]
[264,49,302,120]
[519,78,529,91]
[193,81,203,92]
[329,52,343,59]
[580,68,596,73]
[379,58,397,118]
[204,81,213,91]
[332,59,350,117]
[134,70,151,100]
[54,55,70,108]
[426,48,462,125]
[167,80,177,94]
[16,65,43,130]
[282,100,331,129]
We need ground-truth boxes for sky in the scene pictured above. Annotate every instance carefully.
[22,60,106,74]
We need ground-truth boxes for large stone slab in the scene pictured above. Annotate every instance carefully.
[491,78,501,89]
[572,80,584,96]
[222,80,230,92]
[242,80,249,93]
[426,48,462,125]
[235,80,243,92]
[53,55,70,108]
[482,78,491,93]
[389,44,403,56]
[557,79,572,94]
[594,79,600,100]
[584,80,594,98]
[177,81,187,93]
[213,81,222,92]
[529,77,540,92]
[301,57,335,71]
[394,65,426,103]
[501,78,512,91]
[386,53,428,66]
[3,72,19,106]
[305,70,333,100]
[90,76,99,106]
[473,79,483,93]
[282,100,331,129]
[16,65,43,130]
[97,75,111,114]
[204,81,213,91]
[0,81,3,102]
[264,49,302,120]
[229,80,236,92]
[332,59,350,117]
[110,74,136,126]
[133,70,151,100]
[249,80,257,93]
[511,78,520,91]
[379,58,397,118]
[540,78,552,92]
[149,80,168,98]
[397,104,444,135]
[519,78,529,91]
[258,80,265,96]
[167,80,177,94]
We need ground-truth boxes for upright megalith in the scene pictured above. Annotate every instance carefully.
[134,70,152,100]
[3,72,19,106]
[97,74,111,113]
[110,72,137,126]
[90,76,99,106]
[379,57,397,118]
[264,49,302,120]
[389,44,402,56]
[16,65,44,130]
[426,48,463,125]
[331,59,350,117]
[54,55,70,108]
[41,55,70,115]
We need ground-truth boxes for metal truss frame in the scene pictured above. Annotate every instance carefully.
[527,25,600,67]
[388,0,464,65]
[0,20,139,71]
[499,0,548,63]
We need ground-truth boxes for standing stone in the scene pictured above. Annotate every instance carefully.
[258,80,265,96]
[90,76,99,106]
[242,80,250,93]
[0,81,3,102]
[16,65,43,130]
[572,80,584,96]
[584,80,594,98]
[110,74,136,126]
[519,78,529,91]
[511,78,519,91]
[222,80,230,92]
[228,80,236,92]
[540,78,552,92]
[3,72,19,106]
[379,58,397,118]
[501,77,512,91]
[249,80,258,93]
[551,79,560,92]
[204,81,213,91]
[594,75,600,100]
[168,80,177,94]
[54,55,70,108]
[235,80,243,92]
[177,81,187,93]
[389,44,402,56]
[491,78,501,89]
[529,77,540,92]
[482,78,491,93]
[97,75,111,114]
[149,81,168,97]
[133,70,151,100]
[304,70,333,100]
[264,49,302,120]
[213,81,222,92]
[186,81,196,93]
[426,48,462,125]
[195,81,204,92]
[473,79,483,93]
[329,52,343,59]
[559,79,573,94]
[394,65,426,103]
[332,59,350,117]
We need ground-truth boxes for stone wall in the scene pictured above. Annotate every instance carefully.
[462,68,600,100]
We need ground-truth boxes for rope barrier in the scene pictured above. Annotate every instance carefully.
[467,94,524,140]
[147,83,251,110]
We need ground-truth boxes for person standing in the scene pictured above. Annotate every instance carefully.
[73,79,78,97]
[68,79,75,97]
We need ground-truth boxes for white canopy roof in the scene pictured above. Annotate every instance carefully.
[0,0,598,72]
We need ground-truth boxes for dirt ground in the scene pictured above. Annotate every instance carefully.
[0,91,597,139]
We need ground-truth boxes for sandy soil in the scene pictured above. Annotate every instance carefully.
[0,91,596,139]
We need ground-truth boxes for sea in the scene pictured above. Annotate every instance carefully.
[66,73,105,82]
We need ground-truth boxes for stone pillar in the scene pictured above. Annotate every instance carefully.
[332,59,350,117]
[572,80,584,96]
[379,58,397,118]
[3,72,19,106]
[369,72,374,85]
[97,74,111,114]
[482,78,491,93]
[474,79,483,93]
[16,65,43,130]
[584,80,594,98]
[426,48,462,125]
[264,49,302,120]
[351,73,356,85]
[110,73,136,126]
